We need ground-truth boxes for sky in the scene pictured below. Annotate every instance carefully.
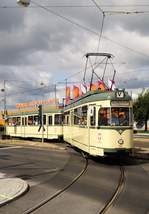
[0,0,149,110]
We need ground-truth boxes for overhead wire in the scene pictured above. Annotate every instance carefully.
[104,10,149,15]
[20,0,149,60]
[0,1,148,60]
[0,1,149,106]
[91,0,105,61]
[1,4,149,8]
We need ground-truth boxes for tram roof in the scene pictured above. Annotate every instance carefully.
[65,89,131,110]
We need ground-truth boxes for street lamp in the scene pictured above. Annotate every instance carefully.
[17,0,31,7]
[1,80,7,120]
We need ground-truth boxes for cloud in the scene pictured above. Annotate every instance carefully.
[0,0,149,109]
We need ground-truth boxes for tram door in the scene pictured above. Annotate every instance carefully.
[47,114,53,139]
[88,105,100,155]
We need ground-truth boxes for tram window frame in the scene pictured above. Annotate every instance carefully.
[43,115,46,125]
[22,117,27,126]
[74,107,81,125]
[28,116,33,126]
[16,117,21,126]
[12,117,17,126]
[8,117,14,126]
[25,117,27,126]
[64,111,70,125]
[111,107,130,126]
[33,115,39,126]
[90,106,96,127]
[70,110,74,126]
[98,108,110,126]
[81,106,88,126]
[48,115,53,126]
[22,117,25,126]
[54,114,62,125]
[129,108,133,126]
[74,106,88,127]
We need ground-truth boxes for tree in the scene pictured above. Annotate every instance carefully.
[133,89,149,131]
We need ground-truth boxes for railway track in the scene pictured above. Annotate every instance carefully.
[99,165,125,214]
[22,152,88,214]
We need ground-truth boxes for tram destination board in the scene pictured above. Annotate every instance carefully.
[111,101,130,107]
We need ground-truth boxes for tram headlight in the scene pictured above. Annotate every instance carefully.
[118,139,124,145]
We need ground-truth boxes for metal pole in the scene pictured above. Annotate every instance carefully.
[3,80,6,119]
[54,84,57,104]
[41,105,44,143]
[65,78,67,106]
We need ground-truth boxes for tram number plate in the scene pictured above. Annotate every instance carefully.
[115,91,125,98]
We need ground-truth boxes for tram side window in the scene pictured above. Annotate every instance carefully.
[28,116,33,125]
[54,114,62,125]
[98,108,110,126]
[74,106,87,126]
[16,117,21,126]
[90,107,96,126]
[64,111,70,125]
[33,115,39,125]
[74,108,81,125]
[22,117,25,126]
[111,107,129,126]
[25,117,27,126]
[12,117,17,126]
[43,115,46,125]
[22,117,28,126]
[64,112,70,125]
[81,106,87,126]
[48,116,53,126]
[8,118,14,126]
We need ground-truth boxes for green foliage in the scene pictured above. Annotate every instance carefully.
[133,89,149,131]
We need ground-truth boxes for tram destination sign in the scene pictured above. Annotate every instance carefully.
[111,101,130,106]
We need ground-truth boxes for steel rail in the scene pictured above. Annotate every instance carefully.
[23,153,88,214]
[99,165,125,214]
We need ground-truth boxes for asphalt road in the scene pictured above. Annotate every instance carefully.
[0,139,148,214]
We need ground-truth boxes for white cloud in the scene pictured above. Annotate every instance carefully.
[0,0,149,109]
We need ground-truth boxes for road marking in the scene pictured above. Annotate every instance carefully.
[0,173,7,179]
[0,146,22,150]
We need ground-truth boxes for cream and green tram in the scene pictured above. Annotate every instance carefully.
[6,108,63,140]
[63,89,133,156]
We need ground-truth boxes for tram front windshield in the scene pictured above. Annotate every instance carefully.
[98,107,132,126]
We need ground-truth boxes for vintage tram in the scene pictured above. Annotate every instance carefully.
[63,89,133,156]
[6,107,63,140]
